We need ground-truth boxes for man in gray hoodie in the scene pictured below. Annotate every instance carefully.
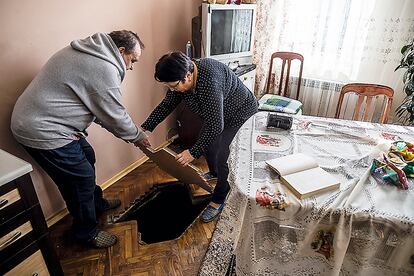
[10,30,149,248]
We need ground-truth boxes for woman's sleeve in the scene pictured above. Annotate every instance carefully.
[189,81,224,158]
[141,90,182,132]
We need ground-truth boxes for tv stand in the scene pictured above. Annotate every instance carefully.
[234,64,256,76]
[234,64,256,93]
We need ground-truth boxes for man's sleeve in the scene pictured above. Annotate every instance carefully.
[141,90,182,131]
[86,87,145,143]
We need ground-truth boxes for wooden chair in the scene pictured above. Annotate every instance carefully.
[258,52,304,114]
[264,51,304,100]
[335,83,394,124]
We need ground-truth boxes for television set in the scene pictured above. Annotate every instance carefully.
[200,3,256,65]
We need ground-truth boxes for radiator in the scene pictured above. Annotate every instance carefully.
[288,77,342,117]
[289,77,389,122]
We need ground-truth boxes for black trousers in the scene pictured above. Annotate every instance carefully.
[23,138,108,242]
[205,126,240,204]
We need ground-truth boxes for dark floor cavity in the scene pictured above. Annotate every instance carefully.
[115,182,211,244]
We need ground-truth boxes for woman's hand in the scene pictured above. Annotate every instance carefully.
[176,150,195,166]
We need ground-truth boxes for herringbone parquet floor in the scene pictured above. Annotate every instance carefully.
[49,157,217,276]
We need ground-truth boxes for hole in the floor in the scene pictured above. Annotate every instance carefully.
[115,182,211,244]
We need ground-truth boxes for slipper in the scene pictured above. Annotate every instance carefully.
[202,172,218,181]
[201,203,224,223]
[88,230,117,248]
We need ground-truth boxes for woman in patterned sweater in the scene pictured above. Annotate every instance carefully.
[142,51,258,222]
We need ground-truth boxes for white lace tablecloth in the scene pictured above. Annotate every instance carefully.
[199,112,414,276]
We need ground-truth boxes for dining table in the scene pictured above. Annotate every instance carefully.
[199,111,414,276]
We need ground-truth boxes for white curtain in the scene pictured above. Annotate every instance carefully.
[253,0,414,120]
[232,9,254,53]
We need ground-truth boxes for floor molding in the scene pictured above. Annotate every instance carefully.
[46,155,149,227]
[47,209,69,228]
[100,156,149,191]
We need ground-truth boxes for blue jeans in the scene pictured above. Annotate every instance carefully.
[23,138,108,242]
[205,126,240,204]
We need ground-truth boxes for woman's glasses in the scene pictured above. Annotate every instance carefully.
[164,80,181,91]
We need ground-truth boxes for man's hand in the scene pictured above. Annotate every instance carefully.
[134,131,151,148]
[135,137,151,148]
[176,150,195,166]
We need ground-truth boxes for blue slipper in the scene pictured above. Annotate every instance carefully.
[202,172,218,181]
[201,203,225,223]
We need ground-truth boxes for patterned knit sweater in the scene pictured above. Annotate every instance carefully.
[142,58,258,158]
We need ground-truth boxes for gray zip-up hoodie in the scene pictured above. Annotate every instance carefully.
[11,33,145,150]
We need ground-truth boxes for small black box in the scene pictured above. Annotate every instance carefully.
[266,113,293,130]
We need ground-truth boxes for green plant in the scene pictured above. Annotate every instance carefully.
[395,39,414,125]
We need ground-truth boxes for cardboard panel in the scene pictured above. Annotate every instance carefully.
[138,139,212,193]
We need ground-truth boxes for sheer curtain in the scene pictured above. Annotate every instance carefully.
[253,0,414,119]
[232,10,254,52]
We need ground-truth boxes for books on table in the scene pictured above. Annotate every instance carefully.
[266,153,340,199]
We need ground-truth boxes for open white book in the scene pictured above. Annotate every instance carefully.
[266,153,340,199]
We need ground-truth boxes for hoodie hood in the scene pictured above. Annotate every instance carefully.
[71,33,126,80]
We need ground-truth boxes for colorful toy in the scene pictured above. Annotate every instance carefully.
[384,140,414,179]
[370,156,409,190]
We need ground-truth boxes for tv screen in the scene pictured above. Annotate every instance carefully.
[210,9,254,56]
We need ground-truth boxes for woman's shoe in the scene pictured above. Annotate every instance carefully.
[202,172,218,181]
[201,203,225,223]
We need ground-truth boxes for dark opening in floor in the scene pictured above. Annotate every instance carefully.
[115,182,211,244]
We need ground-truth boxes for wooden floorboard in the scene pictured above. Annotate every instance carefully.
[49,156,217,275]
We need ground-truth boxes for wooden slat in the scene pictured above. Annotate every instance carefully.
[353,95,364,121]
[364,96,373,121]
[279,59,286,96]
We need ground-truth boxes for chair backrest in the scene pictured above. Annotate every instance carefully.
[335,83,394,124]
[265,51,304,100]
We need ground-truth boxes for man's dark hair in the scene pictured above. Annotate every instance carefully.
[108,30,145,53]
[154,51,194,82]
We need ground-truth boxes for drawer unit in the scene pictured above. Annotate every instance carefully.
[5,250,48,276]
[0,150,63,275]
